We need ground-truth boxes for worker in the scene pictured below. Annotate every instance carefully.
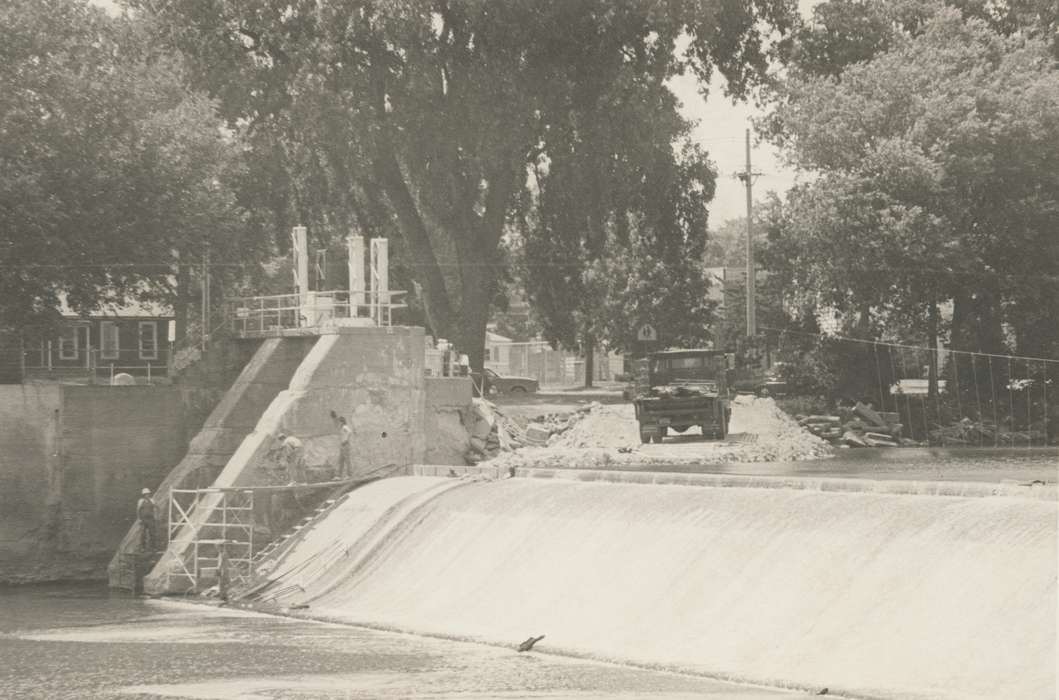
[337,416,353,478]
[137,488,157,553]
[273,433,306,484]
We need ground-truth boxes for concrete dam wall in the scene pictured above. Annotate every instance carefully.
[239,475,1056,700]
[141,326,475,594]
[0,384,212,583]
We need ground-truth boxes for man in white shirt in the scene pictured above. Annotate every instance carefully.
[272,433,305,484]
[337,416,353,478]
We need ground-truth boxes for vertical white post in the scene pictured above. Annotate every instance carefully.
[370,238,390,325]
[292,226,308,326]
[347,233,365,316]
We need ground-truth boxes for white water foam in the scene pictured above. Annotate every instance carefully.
[247,476,1057,700]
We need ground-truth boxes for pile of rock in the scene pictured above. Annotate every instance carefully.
[799,402,910,448]
[465,399,578,464]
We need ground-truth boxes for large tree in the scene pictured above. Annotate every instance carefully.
[128,0,798,369]
[0,0,255,336]
[763,5,1059,394]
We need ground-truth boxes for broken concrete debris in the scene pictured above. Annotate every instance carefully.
[463,399,597,464]
[798,401,907,448]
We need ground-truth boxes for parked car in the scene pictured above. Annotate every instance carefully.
[473,368,539,395]
[757,362,789,397]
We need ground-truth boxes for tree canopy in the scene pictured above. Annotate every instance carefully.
[128,0,798,367]
[0,0,256,334]
[762,3,1059,398]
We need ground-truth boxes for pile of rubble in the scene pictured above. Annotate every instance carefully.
[478,396,833,471]
[464,399,595,464]
[798,401,912,448]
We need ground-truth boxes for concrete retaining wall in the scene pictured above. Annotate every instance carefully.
[423,377,472,465]
[0,384,195,582]
[0,385,61,581]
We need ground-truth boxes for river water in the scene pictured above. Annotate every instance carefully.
[3,448,1055,700]
[637,445,1058,484]
[0,584,796,700]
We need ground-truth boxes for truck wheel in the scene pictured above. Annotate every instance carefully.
[639,430,651,444]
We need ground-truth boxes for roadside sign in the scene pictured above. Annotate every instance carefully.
[637,324,658,342]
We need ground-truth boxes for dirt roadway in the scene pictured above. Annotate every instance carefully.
[485,394,834,471]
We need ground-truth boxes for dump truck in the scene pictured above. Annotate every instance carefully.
[632,349,731,444]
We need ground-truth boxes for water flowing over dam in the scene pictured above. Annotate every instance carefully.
[241,475,1057,700]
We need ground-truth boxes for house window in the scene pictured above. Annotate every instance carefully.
[138,322,158,360]
[59,326,78,360]
[100,322,119,360]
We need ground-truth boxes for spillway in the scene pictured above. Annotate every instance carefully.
[240,474,1057,700]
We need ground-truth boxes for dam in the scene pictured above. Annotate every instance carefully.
[233,471,1057,700]
[14,313,1042,699]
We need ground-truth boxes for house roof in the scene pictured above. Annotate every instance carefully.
[486,330,512,344]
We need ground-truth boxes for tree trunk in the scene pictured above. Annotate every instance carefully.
[372,149,455,340]
[455,282,492,373]
[174,263,190,345]
[973,283,1006,355]
[927,297,940,400]
[583,334,595,388]
[950,291,969,352]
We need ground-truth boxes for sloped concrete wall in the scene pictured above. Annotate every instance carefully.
[106,337,315,585]
[143,326,427,594]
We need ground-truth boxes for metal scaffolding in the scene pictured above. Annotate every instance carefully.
[168,487,255,592]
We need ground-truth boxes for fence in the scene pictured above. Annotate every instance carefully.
[485,341,624,386]
[227,290,407,337]
[22,345,172,385]
[764,327,1058,446]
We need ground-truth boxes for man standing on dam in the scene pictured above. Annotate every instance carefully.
[333,412,353,479]
[137,488,158,553]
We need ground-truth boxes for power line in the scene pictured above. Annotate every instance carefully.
[760,325,1059,365]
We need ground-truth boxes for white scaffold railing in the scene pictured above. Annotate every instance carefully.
[227,289,407,337]
[168,487,255,592]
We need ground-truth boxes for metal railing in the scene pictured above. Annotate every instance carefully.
[227,289,407,337]
[22,345,172,384]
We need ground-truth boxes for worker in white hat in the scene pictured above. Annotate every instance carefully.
[137,487,157,553]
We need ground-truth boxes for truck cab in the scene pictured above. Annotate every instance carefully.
[632,349,732,444]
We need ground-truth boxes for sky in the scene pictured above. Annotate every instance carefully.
[670,0,821,226]
[90,0,818,228]
[669,72,799,227]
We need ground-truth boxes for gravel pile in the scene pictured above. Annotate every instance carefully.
[484,395,833,471]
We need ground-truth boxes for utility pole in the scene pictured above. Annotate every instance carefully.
[201,246,210,352]
[737,128,759,338]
